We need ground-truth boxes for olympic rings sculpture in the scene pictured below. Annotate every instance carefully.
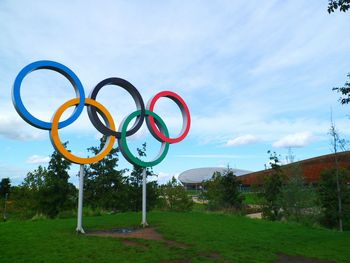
[12,60,191,167]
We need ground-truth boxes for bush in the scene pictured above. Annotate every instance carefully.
[202,168,244,211]
[261,151,284,221]
[56,207,110,219]
[5,186,38,220]
[278,175,320,225]
[158,177,193,212]
[261,171,284,221]
[318,168,350,229]
[202,172,223,210]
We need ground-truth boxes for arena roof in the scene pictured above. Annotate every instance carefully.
[239,151,350,186]
[178,152,350,187]
[178,167,252,184]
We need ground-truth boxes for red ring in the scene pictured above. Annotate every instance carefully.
[146,91,190,144]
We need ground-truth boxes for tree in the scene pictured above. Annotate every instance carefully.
[0,178,11,198]
[20,166,48,217]
[127,143,159,211]
[39,142,76,218]
[9,185,39,219]
[262,151,285,221]
[332,73,350,104]
[23,165,47,190]
[159,176,193,212]
[328,0,350,13]
[279,174,319,223]
[202,171,224,210]
[221,169,244,210]
[203,167,244,211]
[5,167,49,220]
[84,137,128,211]
[327,115,348,231]
[0,178,11,221]
[319,168,350,229]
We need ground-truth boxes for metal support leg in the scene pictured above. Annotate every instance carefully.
[141,168,148,227]
[76,164,85,234]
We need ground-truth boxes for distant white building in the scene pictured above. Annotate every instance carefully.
[178,167,252,190]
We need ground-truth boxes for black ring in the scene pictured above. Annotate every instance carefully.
[87,77,145,138]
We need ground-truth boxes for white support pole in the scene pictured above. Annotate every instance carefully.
[76,164,85,234]
[141,168,148,227]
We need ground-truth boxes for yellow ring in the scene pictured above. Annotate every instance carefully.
[50,98,116,164]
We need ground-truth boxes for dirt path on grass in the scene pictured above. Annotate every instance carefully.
[87,227,163,240]
[87,228,335,263]
[87,227,188,248]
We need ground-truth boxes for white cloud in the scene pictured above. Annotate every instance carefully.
[155,171,179,185]
[0,163,28,185]
[26,155,50,164]
[0,1,348,146]
[0,116,44,141]
[226,134,260,147]
[1,0,350,181]
[272,131,314,148]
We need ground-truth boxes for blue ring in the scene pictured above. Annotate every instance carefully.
[12,60,85,130]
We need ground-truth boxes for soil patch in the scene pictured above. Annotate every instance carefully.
[88,227,163,240]
[275,254,335,263]
[87,227,188,248]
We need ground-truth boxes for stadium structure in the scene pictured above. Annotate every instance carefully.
[178,151,350,189]
[178,167,252,190]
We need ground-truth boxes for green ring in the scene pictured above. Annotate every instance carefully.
[118,109,170,167]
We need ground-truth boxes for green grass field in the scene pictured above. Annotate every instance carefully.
[242,192,264,205]
[0,211,349,263]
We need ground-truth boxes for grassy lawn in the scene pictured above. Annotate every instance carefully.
[242,192,264,205]
[0,211,349,262]
[192,203,206,212]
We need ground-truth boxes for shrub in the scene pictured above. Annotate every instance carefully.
[279,175,320,225]
[261,151,284,221]
[202,168,244,211]
[158,177,193,212]
[318,168,350,229]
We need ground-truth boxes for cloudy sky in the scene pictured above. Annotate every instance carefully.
[1,0,350,185]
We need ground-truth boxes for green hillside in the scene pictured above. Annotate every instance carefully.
[0,212,349,263]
